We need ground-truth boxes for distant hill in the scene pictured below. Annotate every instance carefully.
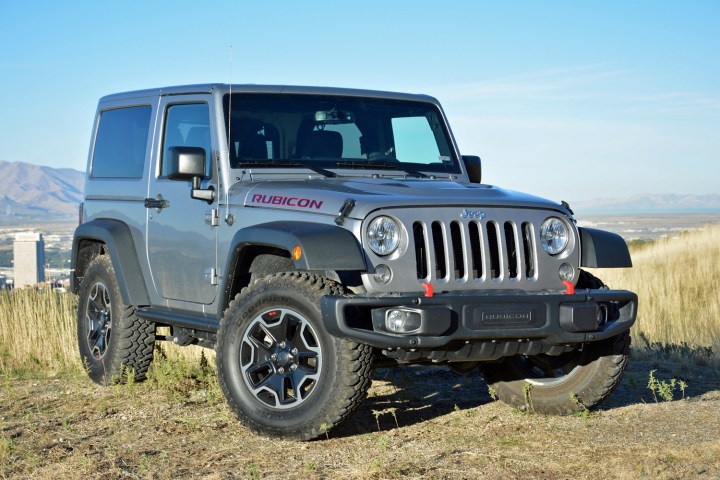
[0,160,718,223]
[571,193,720,215]
[0,160,84,224]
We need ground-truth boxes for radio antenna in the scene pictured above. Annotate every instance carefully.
[228,45,233,156]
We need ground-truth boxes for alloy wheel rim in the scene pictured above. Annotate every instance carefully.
[521,352,582,387]
[239,308,322,409]
[86,282,112,360]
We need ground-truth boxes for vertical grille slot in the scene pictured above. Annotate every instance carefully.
[504,222,518,279]
[413,222,428,280]
[486,222,501,279]
[522,222,535,278]
[469,221,483,279]
[431,221,447,279]
[404,212,546,289]
[450,221,465,279]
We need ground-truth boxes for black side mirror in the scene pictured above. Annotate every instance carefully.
[167,146,215,203]
[462,155,482,183]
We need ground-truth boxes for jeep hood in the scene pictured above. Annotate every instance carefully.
[230,178,569,219]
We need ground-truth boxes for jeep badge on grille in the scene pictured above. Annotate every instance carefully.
[460,209,486,219]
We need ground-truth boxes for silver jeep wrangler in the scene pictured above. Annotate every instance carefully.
[72,84,637,440]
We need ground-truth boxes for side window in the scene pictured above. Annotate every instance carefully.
[391,116,441,165]
[161,103,212,177]
[91,106,151,178]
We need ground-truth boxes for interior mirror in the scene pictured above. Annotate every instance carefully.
[167,146,215,203]
[314,108,354,124]
[462,155,482,183]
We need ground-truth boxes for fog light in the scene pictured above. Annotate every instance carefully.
[596,304,608,326]
[558,263,575,282]
[385,309,422,333]
[374,264,392,284]
[386,310,408,332]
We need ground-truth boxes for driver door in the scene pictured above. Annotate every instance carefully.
[146,96,217,305]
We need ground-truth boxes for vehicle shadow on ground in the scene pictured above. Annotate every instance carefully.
[336,354,720,437]
[337,365,494,437]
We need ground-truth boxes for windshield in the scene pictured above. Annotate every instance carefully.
[223,93,460,174]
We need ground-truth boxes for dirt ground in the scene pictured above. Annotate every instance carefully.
[2,358,719,480]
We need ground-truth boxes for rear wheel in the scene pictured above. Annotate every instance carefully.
[481,271,630,413]
[77,255,155,384]
[216,272,372,440]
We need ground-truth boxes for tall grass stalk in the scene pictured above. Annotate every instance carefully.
[590,223,720,351]
[0,289,209,376]
[0,288,79,374]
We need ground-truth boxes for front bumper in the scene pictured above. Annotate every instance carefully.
[320,289,637,360]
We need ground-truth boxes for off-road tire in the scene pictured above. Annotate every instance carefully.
[77,255,155,385]
[480,271,631,414]
[216,272,373,440]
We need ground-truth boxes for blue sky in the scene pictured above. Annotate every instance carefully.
[1,1,718,202]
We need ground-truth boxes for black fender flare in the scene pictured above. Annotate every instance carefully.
[225,221,367,273]
[578,227,633,268]
[71,219,151,306]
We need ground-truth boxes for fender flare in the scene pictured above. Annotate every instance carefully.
[71,219,151,306]
[578,227,633,268]
[225,220,367,273]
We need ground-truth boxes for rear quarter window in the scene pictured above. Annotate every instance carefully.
[91,106,151,178]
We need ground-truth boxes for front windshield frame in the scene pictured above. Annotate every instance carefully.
[222,93,461,175]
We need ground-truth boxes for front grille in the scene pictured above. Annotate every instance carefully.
[412,218,537,284]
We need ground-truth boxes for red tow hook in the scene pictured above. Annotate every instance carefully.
[422,282,434,298]
[562,281,575,295]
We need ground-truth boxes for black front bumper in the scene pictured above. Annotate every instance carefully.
[320,289,637,359]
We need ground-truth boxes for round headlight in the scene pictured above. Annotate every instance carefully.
[540,217,569,255]
[367,216,400,256]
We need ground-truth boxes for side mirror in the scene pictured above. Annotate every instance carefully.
[167,146,215,203]
[462,155,482,183]
[167,146,206,180]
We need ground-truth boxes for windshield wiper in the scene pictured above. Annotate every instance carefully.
[237,160,336,178]
[336,161,429,178]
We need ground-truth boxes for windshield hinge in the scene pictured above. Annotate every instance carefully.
[205,208,219,227]
[335,198,356,226]
[204,268,218,285]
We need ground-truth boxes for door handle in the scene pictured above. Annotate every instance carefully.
[145,194,170,211]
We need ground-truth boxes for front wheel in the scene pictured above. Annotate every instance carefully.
[216,272,373,440]
[481,331,630,414]
[481,270,630,414]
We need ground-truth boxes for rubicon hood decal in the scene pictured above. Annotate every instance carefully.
[236,178,567,219]
[251,193,324,210]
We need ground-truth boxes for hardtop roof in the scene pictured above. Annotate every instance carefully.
[98,84,439,105]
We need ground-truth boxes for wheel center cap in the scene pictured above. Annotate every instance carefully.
[276,351,291,365]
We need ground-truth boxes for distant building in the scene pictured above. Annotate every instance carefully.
[13,232,45,287]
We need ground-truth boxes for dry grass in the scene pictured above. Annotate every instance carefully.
[589,223,720,354]
[2,226,720,478]
[1,362,719,479]
[0,289,78,375]
[0,289,205,376]
[1,224,719,376]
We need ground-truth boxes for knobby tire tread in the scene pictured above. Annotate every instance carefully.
[216,272,372,440]
[81,255,155,384]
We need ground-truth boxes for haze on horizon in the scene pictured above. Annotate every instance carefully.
[0,1,718,203]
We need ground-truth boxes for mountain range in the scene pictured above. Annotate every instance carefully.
[0,160,718,225]
[570,193,720,214]
[0,160,84,224]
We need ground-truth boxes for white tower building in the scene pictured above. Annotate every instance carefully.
[13,232,45,288]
